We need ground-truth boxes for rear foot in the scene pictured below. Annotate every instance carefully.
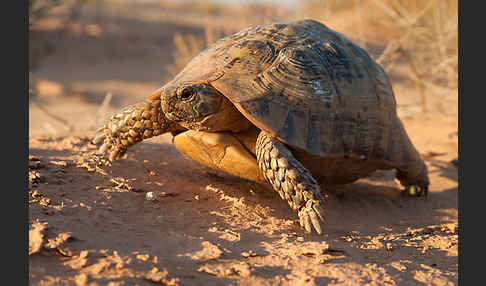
[396,161,429,197]
[400,184,428,197]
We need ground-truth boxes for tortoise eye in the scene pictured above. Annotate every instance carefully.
[179,87,196,101]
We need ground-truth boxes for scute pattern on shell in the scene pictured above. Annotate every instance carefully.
[167,19,418,166]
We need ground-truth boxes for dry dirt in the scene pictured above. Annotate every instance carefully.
[29,2,458,285]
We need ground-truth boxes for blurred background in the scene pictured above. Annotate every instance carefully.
[29,0,458,137]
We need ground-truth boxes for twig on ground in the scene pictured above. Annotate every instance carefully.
[88,92,113,130]
[30,95,74,132]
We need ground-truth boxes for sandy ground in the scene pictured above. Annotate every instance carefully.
[29,1,458,285]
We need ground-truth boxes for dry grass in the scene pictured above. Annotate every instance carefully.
[370,0,458,94]
[165,25,230,77]
[165,1,287,77]
[381,0,457,113]
[299,0,458,112]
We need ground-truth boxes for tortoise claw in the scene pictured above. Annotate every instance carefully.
[108,150,120,162]
[92,133,106,144]
[401,185,428,197]
[93,123,127,161]
[99,141,111,153]
[298,199,324,235]
[299,210,312,233]
[308,208,322,235]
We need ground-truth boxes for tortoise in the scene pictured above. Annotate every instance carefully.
[92,19,429,234]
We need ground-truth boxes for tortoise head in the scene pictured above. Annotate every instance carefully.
[151,82,252,132]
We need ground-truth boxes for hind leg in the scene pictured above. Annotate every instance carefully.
[395,158,429,197]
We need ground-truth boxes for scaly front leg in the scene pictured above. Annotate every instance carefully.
[256,131,326,234]
[92,96,183,161]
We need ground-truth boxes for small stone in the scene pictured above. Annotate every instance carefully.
[146,192,156,201]
[39,197,51,207]
[241,250,258,258]
[31,190,42,199]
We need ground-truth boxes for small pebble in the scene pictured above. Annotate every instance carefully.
[241,250,258,258]
[146,192,156,201]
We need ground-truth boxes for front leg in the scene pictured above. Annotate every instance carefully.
[256,131,326,234]
[92,97,183,161]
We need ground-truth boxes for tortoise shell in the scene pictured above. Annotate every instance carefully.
[168,19,415,165]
